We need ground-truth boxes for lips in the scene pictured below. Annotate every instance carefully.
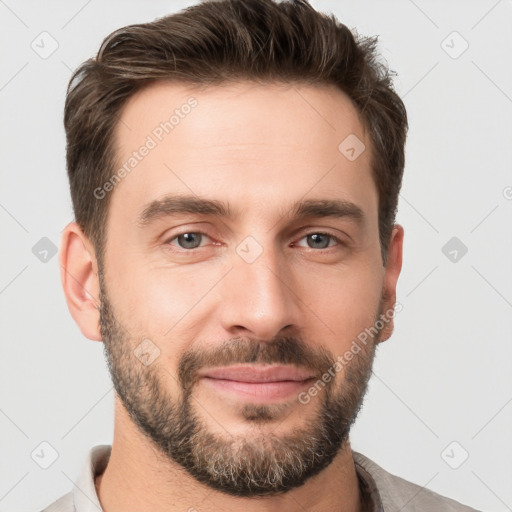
[197,365,317,403]
[198,365,316,383]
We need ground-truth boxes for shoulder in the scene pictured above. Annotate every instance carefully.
[40,491,74,512]
[38,444,111,512]
[353,451,482,512]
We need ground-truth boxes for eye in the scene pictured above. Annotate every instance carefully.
[167,231,212,250]
[164,231,342,252]
[294,232,342,250]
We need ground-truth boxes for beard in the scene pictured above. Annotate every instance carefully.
[98,274,381,497]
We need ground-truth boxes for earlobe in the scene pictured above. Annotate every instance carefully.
[378,224,404,343]
[59,222,103,342]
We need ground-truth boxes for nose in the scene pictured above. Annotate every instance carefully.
[219,242,303,342]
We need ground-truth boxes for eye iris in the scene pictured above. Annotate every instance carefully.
[174,233,332,250]
[178,233,202,249]
[308,233,330,249]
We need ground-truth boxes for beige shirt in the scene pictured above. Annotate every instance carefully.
[41,445,481,512]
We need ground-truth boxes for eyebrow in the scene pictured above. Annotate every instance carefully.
[136,194,365,228]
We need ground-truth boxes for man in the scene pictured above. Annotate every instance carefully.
[43,0,480,510]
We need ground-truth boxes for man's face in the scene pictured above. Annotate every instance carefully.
[98,81,396,496]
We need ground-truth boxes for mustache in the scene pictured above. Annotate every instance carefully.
[178,336,336,391]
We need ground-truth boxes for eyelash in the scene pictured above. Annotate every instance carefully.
[164,230,344,252]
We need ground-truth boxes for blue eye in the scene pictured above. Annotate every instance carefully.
[165,231,342,252]
[168,232,211,250]
[295,233,341,249]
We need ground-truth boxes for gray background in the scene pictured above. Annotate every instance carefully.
[1,0,511,511]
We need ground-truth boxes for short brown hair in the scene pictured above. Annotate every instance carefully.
[64,0,407,268]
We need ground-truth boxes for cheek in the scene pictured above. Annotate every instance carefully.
[111,260,226,337]
[299,262,383,346]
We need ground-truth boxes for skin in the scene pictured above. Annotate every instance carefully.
[60,80,403,512]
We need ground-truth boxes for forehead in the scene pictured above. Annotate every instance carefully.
[116,80,366,151]
[108,80,377,228]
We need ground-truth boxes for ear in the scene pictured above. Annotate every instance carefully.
[377,224,404,343]
[59,221,102,341]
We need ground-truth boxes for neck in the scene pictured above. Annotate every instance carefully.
[95,401,363,512]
